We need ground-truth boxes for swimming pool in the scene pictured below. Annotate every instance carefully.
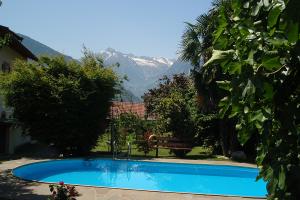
[13,159,267,198]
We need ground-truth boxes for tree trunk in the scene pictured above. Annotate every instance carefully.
[219,119,230,157]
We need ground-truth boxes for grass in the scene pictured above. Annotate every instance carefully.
[0,133,229,162]
[91,134,228,161]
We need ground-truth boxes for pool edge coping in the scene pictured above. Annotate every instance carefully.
[12,157,259,171]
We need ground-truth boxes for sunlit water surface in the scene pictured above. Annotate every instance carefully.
[13,159,267,197]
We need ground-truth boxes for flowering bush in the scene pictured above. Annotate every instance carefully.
[48,182,80,200]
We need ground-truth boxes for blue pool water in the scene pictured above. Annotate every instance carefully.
[13,159,267,197]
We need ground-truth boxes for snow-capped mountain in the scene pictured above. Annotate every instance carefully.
[18,33,191,101]
[100,48,192,98]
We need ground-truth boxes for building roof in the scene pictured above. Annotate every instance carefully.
[110,102,146,119]
[0,25,38,61]
[109,101,157,120]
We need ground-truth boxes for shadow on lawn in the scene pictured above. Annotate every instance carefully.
[89,150,219,160]
[0,169,48,200]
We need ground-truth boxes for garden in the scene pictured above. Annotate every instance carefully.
[0,0,299,199]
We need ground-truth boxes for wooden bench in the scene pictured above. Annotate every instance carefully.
[148,135,193,157]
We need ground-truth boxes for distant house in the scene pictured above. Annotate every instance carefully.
[0,25,37,154]
[109,101,156,120]
[110,101,147,119]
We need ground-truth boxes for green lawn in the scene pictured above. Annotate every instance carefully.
[92,134,227,160]
[0,134,228,161]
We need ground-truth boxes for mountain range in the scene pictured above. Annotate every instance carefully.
[19,34,192,101]
[19,34,74,61]
[99,48,192,98]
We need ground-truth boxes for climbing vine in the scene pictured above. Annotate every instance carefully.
[205,0,300,199]
[0,34,11,49]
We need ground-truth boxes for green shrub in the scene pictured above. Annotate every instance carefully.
[0,54,119,154]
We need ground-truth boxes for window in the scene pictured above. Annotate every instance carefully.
[1,62,11,73]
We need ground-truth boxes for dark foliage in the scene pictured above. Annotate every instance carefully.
[143,74,197,156]
[0,55,119,154]
[205,0,300,198]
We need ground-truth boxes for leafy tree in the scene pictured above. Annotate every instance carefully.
[143,74,198,156]
[180,0,225,66]
[0,54,119,154]
[180,0,241,156]
[111,112,156,155]
[113,112,143,148]
[205,0,300,198]
[193,113,221,154]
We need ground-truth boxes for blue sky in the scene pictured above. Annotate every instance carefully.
[0,0,212,59]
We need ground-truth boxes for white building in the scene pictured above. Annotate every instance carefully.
[0,25,37,154]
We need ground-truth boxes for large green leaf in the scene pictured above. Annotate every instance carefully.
[216,80,231,91]
[228,62,242,74]
[242,79,256,97]
[268,3,283,28]
[263,82,274,100]
[263,0,270,7]
[244,106,249,114]
[238,128,252,145]
[262,55,281,70]
[287,21,299,43]
[268,38,288,47]
[278,166,286,190]
[213,7,228,43]
[243,2,249,9]
[203,49,235,67]
[219,97,231,118]
[246,50,255,65]
[264,166,274,181]
[229,104,240,118]
[256,151,266,166]
[231,0,241,14]
[250,110,267,122]
[251,0,263,16]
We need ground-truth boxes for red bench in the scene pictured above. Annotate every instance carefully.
[148,135,193,157]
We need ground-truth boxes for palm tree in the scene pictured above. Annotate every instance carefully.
[180,1,222,112]
[180,14,213,68]
[180,0,225,68]
[179,0,239,157]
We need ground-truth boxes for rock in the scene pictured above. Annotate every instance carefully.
[231,151,247,161]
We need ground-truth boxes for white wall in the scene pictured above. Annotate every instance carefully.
[8,126,31,154]
[0,46,24,66]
